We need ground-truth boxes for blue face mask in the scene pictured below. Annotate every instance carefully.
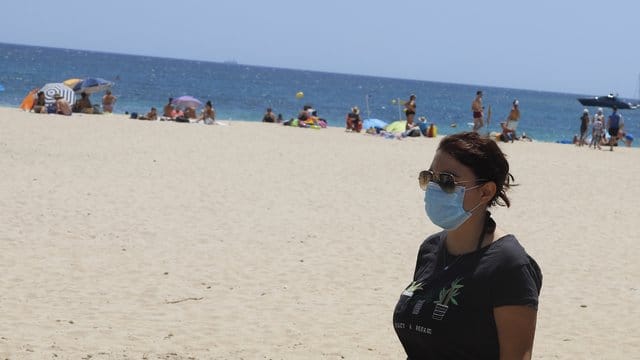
[424,182,482,230]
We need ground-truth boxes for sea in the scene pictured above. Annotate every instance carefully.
[0,42,637,146]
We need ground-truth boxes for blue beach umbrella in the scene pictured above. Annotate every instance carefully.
[73,77,113,94]
[362,118,389,130]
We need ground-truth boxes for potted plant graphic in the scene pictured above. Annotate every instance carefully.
[432,277,464,320]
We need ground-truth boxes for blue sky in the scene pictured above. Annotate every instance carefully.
[2,0,639,98]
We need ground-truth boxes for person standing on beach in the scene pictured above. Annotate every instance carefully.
[102,90,116,113]
[405,94,417,130]
[471,90,484,132]
[606,106,624,151]
[579,109,590,146]
[590,108,604,150]
[394,132,542,359]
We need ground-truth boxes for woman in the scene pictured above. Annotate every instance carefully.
[394,132,542,359]
[102,89,116,113]
[345,106,362,132]
[405,94,417,130]
[199,101,216,125]
[31,91,47,113]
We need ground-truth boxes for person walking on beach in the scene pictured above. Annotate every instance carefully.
[404,94,417,130]
[471,90,484,132]
[607,106,624,151]
[394,132,542,359]
[579,109,590,146]
[102,89,116,113]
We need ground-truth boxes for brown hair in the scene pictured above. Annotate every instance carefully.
[437,132,513,207]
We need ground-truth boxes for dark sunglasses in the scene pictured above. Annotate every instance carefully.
[418,170,486,193]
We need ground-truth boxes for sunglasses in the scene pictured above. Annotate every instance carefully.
[418,170,486,193]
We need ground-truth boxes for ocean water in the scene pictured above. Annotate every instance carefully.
[0,42,637,146]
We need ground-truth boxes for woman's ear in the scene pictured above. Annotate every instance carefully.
[480,181,497,204]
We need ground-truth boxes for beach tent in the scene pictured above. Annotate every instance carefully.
[19,89,38,110]
[362,118,389,130]
[40,83,75,105]
[385,120,407,133]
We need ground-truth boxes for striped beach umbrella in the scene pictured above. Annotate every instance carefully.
[40,83,75,105]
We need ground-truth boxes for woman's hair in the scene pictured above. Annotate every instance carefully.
[206,100,212,107]
[437,132,513,207]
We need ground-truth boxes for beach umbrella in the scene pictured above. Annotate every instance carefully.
[172,95,202,109]
[362,118,389,130]
[385,120,407,133]
[40,83,75,105]
[63,78,82,88]
[72,77,113,94]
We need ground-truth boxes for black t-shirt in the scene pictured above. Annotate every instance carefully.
[393,232,542,359]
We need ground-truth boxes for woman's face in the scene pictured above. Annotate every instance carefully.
[429,150,484,211]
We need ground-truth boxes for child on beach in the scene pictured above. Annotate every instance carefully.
[589,109,604,150]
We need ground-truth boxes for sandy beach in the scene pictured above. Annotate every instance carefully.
[1,106,639,359]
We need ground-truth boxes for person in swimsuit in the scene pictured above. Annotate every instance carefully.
[199,101,216,124]
[53,94,72,116]
[73,92,93,114]
[471,90,484,132]
[163,98,174,119]
[405,94,417,130]
[31,91,47,113]
[262,107,276,123]
[346,106,362,132]
[102,89,116,113]
[138,107,158,120]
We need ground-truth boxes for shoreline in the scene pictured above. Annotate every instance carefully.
[1,106,639,358]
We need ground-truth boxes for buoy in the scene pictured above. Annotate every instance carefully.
[296,91,304,99]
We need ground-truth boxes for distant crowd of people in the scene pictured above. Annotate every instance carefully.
[26,88,636,149]
[575,106,633,150]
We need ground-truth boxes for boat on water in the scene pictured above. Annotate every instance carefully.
[577,93,638,109]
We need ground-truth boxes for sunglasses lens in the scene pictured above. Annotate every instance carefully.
[418,171,431,190]
[439,173,456,193]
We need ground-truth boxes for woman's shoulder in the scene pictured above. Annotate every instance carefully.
[484,234,537,269]
[418,231,445,254]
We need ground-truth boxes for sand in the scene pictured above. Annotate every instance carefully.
[0,107,639,359]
